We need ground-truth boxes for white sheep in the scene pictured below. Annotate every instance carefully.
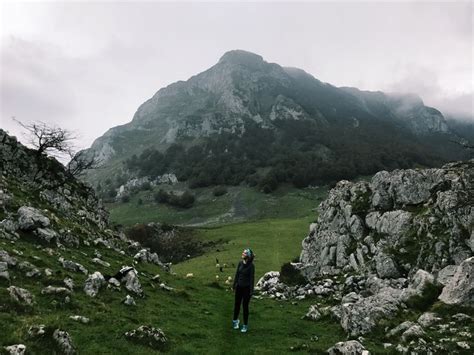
[185,273,194,278]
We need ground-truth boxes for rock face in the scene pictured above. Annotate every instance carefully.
[79,50,461,192]
[340,287,402,336]
[438,256,474,306]
[299,160,474,280]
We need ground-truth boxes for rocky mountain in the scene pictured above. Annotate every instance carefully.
[256,159,473,353]
[80,50,469,194]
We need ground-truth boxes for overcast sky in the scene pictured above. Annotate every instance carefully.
[1,0,472,150]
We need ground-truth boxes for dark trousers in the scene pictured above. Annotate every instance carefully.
[233,286,251,325]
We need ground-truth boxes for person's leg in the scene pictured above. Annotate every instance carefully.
[242,287,251,325]
[233,286,243,320]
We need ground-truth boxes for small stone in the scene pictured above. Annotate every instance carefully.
[8,286,34,306]
[401,325,425,342]
[64,277,74,290]
[52,329,76,354]
[4,344,26,355]
[457,341,470,350]
[417,312,441,327]
[124,325,167,349]
[92,258,110,267]
[28,324,46,337]
[69,315,90,324]
[83,271,105,297]
[327,340,367,355]
[41,286,71,295]
[123,294,136,306]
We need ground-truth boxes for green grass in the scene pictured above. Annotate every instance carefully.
[0,218,353,354]
[106,185,327,227]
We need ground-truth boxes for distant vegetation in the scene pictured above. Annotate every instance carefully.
[153,189,195,209]
[125,119,462,192]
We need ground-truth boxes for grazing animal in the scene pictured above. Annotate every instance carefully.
[185,273,194,278]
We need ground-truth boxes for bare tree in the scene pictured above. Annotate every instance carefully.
[14,118,101,183]
[14,118,76,159]
[66,150,102,177]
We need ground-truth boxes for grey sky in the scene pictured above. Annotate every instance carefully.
[1,0,472,151]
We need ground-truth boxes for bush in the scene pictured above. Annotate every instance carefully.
[125,224,214,263]
[154,189,195,209]
[405,283,443,311]
[212,186,228,197]
[121,195,130,203]
[279,262,306,286]
[154,189,169,203]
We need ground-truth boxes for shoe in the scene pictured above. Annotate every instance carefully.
[241,325,248,333]
[232,320,239,330]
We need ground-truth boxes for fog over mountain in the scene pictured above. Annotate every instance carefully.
[1,1,472,151]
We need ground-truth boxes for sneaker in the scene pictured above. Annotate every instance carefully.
[232,320,239,330]
[241,325,248,333]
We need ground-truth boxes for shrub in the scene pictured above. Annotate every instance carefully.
[405,283,443,311]
[212,186,228,197]
[280,262,306,286]
[121,195,130,203]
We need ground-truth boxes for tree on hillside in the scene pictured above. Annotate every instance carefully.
[14,118,101,184]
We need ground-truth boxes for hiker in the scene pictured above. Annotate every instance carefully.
[232,248,255,333]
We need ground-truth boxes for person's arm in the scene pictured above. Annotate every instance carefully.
[233,262,240,290]
[250,264,255,295]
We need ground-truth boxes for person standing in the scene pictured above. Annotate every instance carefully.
[232,248,255,333]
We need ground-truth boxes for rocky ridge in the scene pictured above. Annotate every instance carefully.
[0,130,171,353]
[256,160,473,353]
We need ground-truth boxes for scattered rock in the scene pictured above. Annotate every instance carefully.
[59,258,88,275]
[108,277,121,289]
[417,312,441,328]
[452,313,471,323]
[0,249,17,266]
[64,277,75,290]
[92,257,110,267]
[7,286,34,306]
[401,324,425,342]
[28,324,46,337]
[159,282,174,292]
[84,271,105,297]
[456,341,470,350]
[302,305,322,321]
[34,228,58,243]
[327,340,367,355]
[0,261,9,280]
[123,294,136,306]
[387,321,416,338]
[52,329,76,354]
[4,344,26,355]
[17,206,50,230]
[18,261,41,277]
[124,326,167,350]
[439,257,474,306]
[41,286,71,295]
[69,315,90,324]
[121,267,143,295]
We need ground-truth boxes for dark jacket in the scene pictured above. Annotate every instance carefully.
[233,260,255,293]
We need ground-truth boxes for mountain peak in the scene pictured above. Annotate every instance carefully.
[218,49,265,67]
